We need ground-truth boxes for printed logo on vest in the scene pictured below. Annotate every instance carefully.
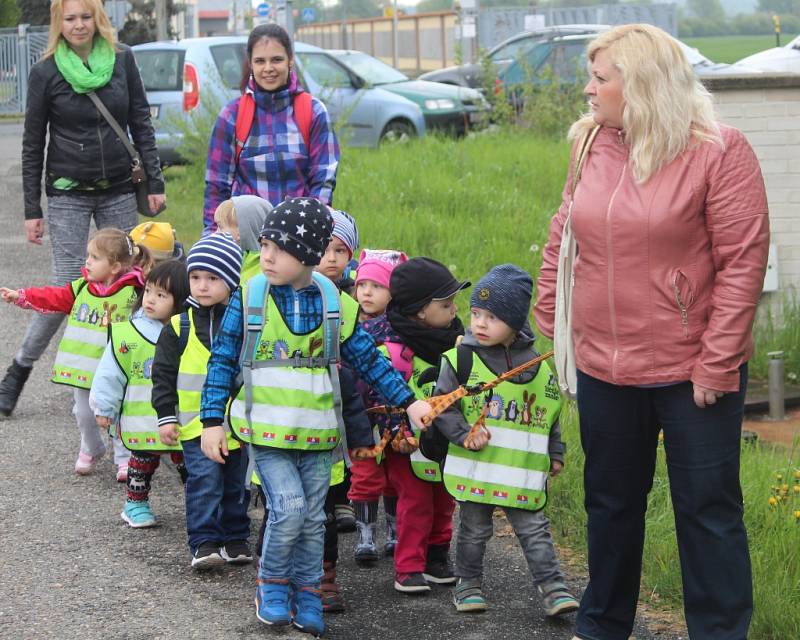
[455,484,466,492]
[128,437,139,445]
[239,426,252,436]
[516,494,528,504]
[545,372,560,401]
[492,490,508,500]
[326,436,338,444]
[77,374,88,383]
[307,436,321,445]
[284,434,298,442]
[263,432,276,441]
[470,487,485,497]
[424,468,437,477]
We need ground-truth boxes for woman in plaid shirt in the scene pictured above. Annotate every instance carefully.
[203,24,339,235]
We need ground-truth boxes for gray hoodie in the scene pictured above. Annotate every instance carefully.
[432,322,564,464]
[232,195,273,253]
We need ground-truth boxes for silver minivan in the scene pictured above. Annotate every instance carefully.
[133,36,427,162]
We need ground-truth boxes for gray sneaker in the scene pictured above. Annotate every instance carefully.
[538,583,579,617]
[453,578,487,612]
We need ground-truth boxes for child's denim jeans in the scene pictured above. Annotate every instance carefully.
[456,500,565,589]
[254,448,332,587]
[181,437,250,552]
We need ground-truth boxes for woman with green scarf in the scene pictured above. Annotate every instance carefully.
[0,1,165,440]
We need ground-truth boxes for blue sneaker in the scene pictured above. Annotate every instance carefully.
[292,586,325,636]
[255,580,291,626]
[120,500,157,528]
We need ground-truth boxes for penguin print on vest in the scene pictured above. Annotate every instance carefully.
[504,399,519,423]
[76,303,90,323]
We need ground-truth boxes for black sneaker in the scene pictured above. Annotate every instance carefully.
[423,560,457,584]
[394,572,431,594]
[191,542,225,570]
[221,539,253,565]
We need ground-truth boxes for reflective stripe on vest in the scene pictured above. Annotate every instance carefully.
[229,272,358,450]
[442,349,561,511]
[52,278,138,389]
[170,310,239,449]
[112,321,181,453]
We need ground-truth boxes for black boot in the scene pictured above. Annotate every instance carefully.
[0,360,32,417]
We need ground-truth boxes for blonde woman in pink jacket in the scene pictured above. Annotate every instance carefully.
[535,24,769,640]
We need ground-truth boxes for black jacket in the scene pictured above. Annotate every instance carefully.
[22,43,164,220]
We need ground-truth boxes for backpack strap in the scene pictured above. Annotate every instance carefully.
[570,125,601,197]
[177,311,190,355]
[234,94,256,165]
[293,91,313,150]
[455,342,474,386]
[234,91,313,166]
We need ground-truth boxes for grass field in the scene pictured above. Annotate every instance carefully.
[682,34,798,63]
[162,131,800,638]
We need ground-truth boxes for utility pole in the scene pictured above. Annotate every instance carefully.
[155,0,169,40]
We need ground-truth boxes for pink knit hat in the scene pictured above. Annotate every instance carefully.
[355,249,408,289]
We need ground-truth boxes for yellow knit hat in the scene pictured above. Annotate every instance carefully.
[130,222,176,261]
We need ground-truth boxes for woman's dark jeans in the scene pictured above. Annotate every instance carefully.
[575,367,752,640]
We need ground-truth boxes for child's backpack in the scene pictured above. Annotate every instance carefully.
[418,343,473,464]
[234,92,313,165]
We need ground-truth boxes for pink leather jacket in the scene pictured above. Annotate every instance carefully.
[534,124,769,393]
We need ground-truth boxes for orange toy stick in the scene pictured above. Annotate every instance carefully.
[462,403,492,450]
[421,350,554,427]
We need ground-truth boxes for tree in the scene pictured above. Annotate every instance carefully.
[17,0,49,25]
[0,0,20,27]
[327,0,382,20]
[757,0,800,16]
[687,0,726,20]
[118,0,181,45]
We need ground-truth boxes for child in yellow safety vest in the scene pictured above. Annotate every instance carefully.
[199,198,432,637]
[0,228,152,480]
[430,264,578,616]
[90,260,190,528]
[151,234,251,570]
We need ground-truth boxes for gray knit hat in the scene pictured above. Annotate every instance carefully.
[470,264,533,331]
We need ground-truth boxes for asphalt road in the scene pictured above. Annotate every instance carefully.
[0,120,683,640]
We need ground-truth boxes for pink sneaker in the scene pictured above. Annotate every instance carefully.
[116,463,129,482]
[75,451,102,475]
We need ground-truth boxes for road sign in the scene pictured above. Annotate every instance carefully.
[256,3,270,17]
[302,7,315,22]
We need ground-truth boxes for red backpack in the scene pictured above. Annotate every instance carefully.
[234,91,313,164]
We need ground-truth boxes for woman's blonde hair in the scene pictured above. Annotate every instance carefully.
[44,0,117,59]
[569,23,721,183]
[90,228,155,276]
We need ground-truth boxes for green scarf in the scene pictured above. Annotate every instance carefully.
[54,37,115,94]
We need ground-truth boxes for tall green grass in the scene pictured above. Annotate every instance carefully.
[162,131,800,637]
[682,34,798,64]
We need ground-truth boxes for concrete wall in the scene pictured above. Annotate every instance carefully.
[703,74,800,302]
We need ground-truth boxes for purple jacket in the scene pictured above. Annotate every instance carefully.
[203,72,339,234]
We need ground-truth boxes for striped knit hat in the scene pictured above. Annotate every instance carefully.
[330,209,359,258]
[186,232,243,292]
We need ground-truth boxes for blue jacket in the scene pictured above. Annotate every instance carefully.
[89,310,165,423]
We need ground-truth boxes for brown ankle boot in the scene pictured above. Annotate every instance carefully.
[321,560,345,612]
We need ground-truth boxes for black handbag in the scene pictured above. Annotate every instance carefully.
[87,91,164,217]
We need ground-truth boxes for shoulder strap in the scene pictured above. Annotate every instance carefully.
[177,311,190,355]
[570,125,601,197]
[455,342,474,386]
[234,91,313,167]
[86,91,141,165]
[234,94,256,165]
[293,91,313,150]
[312,271,342,364]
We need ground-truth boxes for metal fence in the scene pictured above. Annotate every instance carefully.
[0,25,49,115]
[296,3,677,75]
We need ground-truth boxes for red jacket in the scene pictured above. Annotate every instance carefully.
[534,124,769,393]
[17,267,145,314]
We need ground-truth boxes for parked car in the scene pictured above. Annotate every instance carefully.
[132,37,426,163]
[735,34,800,73]
[419,24,760,92]
[324,49,490,135]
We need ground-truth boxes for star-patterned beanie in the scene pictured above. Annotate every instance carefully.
[259,197,334,266]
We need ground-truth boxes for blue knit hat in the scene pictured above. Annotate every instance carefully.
[186,232,243,292]
[470,264,533,331]
[330,209,359,258]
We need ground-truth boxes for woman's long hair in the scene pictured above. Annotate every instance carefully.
[569,24,722,183]
[44,0,118,59]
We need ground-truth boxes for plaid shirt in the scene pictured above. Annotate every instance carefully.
[200,285,414,425]
[203,73,339,234]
